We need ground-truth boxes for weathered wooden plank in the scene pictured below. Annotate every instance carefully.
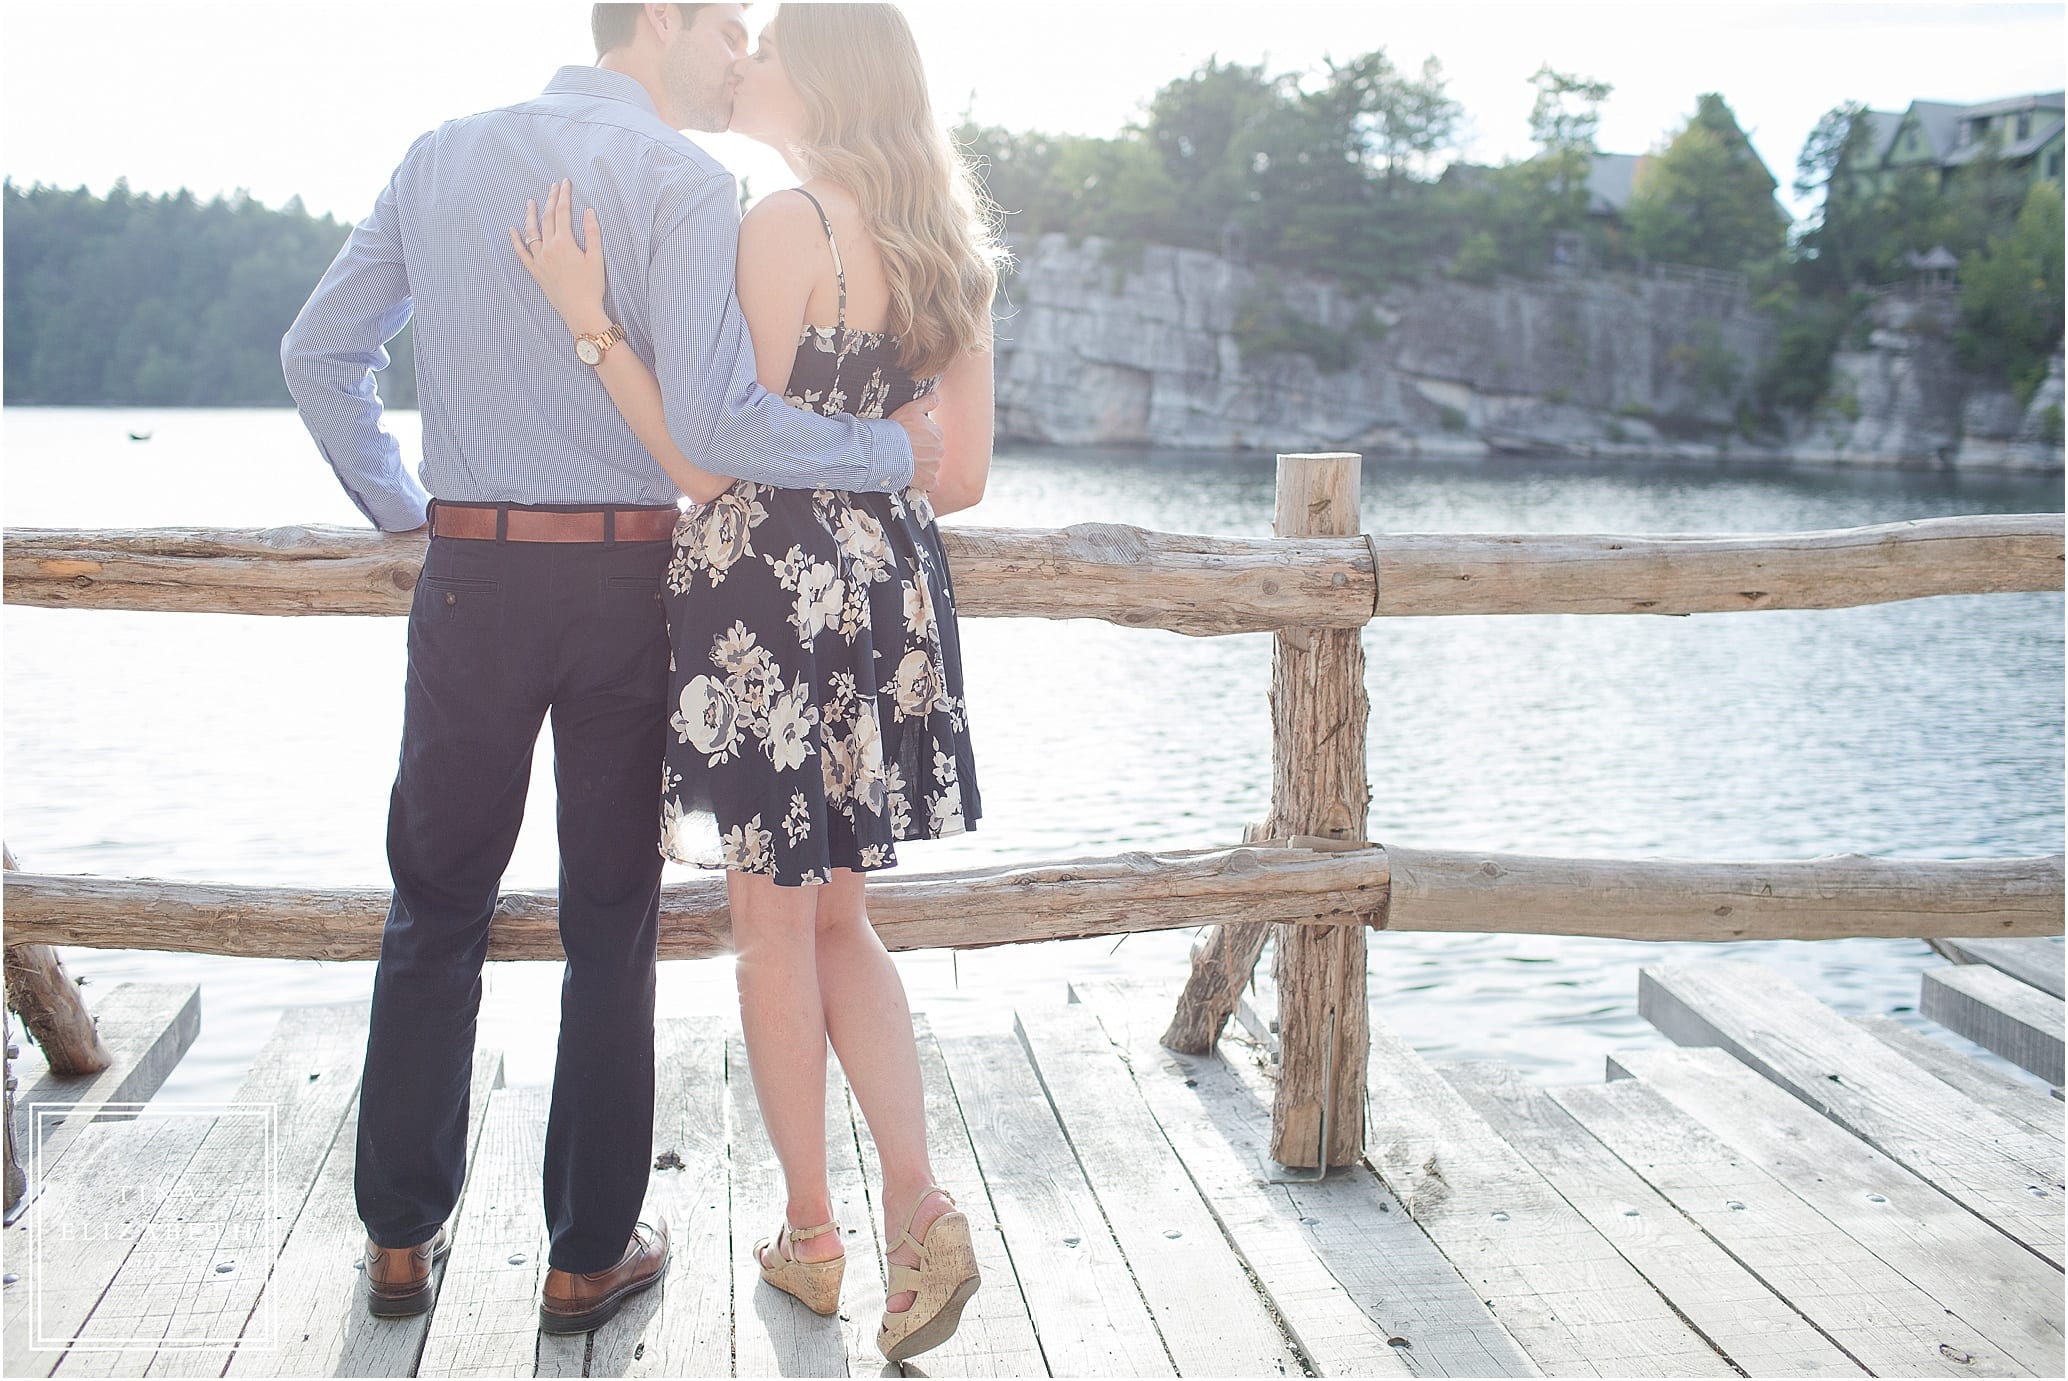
[1376,848,2063,941]
[11,512,2061,624]
[2,1111,213,1377]
[935,1027,1173,1377]
[587,1017,729,1381]
[844,1019,1046,1377]
[220,1047,502,1379]
[15,849,2061,962]
[1441,1061,1867,1378]
[415,1086,551,1379]
[1015,1000,1306,1376]
[11,982,200,1175]
[1083,978,1511,1377]
[1921,964,2065,1085]
[1361,1010,1736,1377]
[728,1033,854,1377]
[36,1004,365,1378]
[1555,1075,2035,1377]
[1609,1045,2065,1377]
[1639,959,2064,1265]
[1930,937,2067,999]
[1848,1015,2063,1142]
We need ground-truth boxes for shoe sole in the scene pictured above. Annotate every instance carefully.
[881,1271,981,1363]
[538,1264,666,1335]
[363,1235,453,1318]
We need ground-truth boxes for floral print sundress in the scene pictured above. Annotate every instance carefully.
[658,188,979,885]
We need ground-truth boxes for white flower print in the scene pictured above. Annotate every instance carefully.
[766,544,810,589]
[710,622,761,675]
[892,646,945,721]
[856,369,891,420]
[858,843,891,869]
[659,794,687,859]
[722,814,775,874]
[661,760,682,797]
[783,791,812,846]
[901,575,936,639]
[789,557,844,645]
[764,679,819,772]
[929,787,966,833]
[884,762,912,837]
[674,674,742,763]
[833,506,893,584]
[695,488,766,580]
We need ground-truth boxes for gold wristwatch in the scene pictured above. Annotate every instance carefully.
[575,322,625,366]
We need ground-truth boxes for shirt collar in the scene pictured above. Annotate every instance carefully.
[542,65,661,120]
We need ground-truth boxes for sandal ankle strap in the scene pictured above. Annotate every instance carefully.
[786,1219,839,1241]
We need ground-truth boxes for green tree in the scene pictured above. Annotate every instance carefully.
[1624,94,1786,271]
[1957,179,2066,403]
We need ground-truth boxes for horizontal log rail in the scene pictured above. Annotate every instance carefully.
[4,512,2058,633]
[3,845,2057,961]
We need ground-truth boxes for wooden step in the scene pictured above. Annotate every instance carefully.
[1848,1014,2063,1139]
[1608,1044,2064,1377]
[18,1002,366,1378]
[1638,958,2064,1266]
[10,981,199,1178]
[1440,1061,1867,1378]
[1928,937,2066,999]
[1553,1070,2033,1377]
[1362,1003,1738,1377]
[1921,963,2065,1086]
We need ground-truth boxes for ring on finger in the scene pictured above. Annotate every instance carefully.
[525,236,543,248]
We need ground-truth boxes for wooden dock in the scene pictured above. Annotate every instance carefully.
[3,946,2061,1378]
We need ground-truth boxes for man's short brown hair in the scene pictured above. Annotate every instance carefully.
[590,4,708,57]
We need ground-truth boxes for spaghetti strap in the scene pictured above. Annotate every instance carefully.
[789,187,847,330]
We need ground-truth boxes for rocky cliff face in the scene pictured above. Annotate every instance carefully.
[992,232,2064,473]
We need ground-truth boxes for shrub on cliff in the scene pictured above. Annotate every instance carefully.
[1956,180,2066,406]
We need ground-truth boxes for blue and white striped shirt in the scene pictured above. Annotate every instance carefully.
[281,66,914,531]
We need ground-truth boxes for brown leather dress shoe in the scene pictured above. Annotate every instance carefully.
[362,1225,452,1318]
[538,1217,669,1334]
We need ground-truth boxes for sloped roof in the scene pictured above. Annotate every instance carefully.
[1902,101,1967,161]
[1857,110,1904,163]
[1905,245,1959,270]
[1958,90,2065,120]
[1585,152,1647,214]
[1943,110,2066,165]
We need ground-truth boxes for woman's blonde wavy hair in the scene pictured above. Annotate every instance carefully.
[766,3,1006,380]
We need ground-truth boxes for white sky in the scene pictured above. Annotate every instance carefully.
[2,2,2062,229]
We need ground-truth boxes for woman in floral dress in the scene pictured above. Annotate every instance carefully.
[514,2,998,1362]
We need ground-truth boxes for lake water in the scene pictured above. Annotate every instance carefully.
[4,406,2062,1101]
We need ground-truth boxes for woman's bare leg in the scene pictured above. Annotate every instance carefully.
[813,868,951,1310]
[731,869,842,1264]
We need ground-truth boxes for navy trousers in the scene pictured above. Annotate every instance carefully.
[356,530,672,1274]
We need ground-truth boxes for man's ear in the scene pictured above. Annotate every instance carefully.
[643,1,675,43]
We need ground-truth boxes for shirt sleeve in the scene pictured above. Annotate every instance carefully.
[649,172,915,493]
[279,143,433,531]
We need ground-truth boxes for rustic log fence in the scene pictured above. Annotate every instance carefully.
[3,455,2062,1193]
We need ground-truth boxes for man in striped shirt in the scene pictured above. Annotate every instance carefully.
[281,1,942,1333]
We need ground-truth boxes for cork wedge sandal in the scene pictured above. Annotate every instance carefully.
[755,1219,844,1316]
[877,1187,982,1363]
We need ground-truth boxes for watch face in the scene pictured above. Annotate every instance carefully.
[576,338,602,366]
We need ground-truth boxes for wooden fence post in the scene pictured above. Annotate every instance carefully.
[1162,455,1371,1167]
[3,844,111,1077]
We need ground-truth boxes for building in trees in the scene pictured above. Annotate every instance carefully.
[1847,91,2063,200]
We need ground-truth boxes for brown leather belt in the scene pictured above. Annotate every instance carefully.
[428,500,680,543]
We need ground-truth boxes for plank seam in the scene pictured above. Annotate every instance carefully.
[1011,1010,1184,1376]
[925,1029,1056,1379]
